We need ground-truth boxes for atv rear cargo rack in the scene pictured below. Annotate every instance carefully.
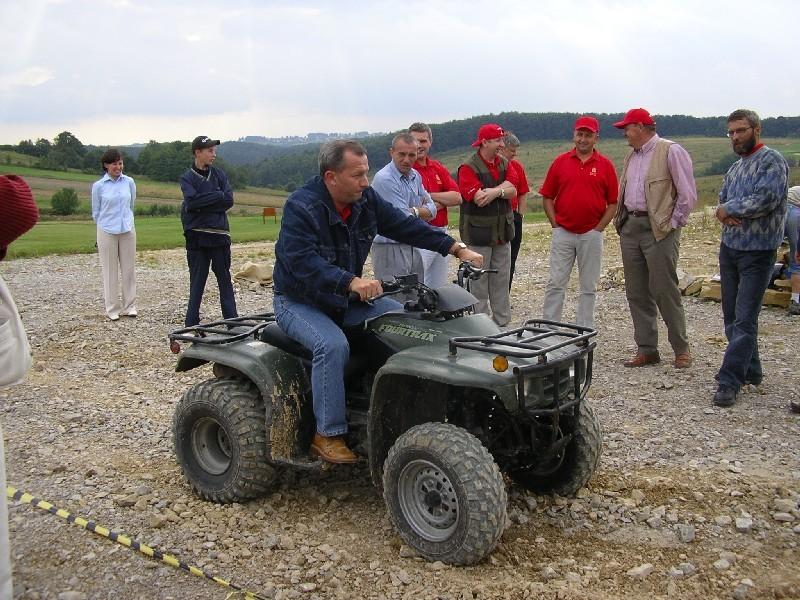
[169,313,276,350]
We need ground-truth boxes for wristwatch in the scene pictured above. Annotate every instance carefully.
[453,242,467,256]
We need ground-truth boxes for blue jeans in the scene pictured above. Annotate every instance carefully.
[718,243,776,389]
[273,294,402,436]
[786,205,800,276]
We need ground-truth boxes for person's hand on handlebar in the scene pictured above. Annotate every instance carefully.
[348,276,383,301]
[450,242,484,268]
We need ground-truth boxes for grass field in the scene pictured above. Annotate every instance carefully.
[0,163,288,215]
[6,211,548,259]
[5,216,283,259]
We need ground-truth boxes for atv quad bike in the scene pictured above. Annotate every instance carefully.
[168,263,601,565]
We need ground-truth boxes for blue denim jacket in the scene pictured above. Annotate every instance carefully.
[274,176,455,316]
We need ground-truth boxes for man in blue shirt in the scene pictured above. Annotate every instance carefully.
[713,109,789,407]
[273,140,481,463]
[370,133,437,288]
[179,136,238,326]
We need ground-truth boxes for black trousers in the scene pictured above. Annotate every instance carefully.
[185,244,238,326]
[509,211,524,288]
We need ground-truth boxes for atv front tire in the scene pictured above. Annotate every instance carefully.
[173,378,277,503]
[509,399,602,497]
[383,422,507,565]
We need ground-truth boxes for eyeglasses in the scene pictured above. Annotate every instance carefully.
[726,126,753,138]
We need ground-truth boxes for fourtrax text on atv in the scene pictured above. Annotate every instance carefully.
[168,262,602,565]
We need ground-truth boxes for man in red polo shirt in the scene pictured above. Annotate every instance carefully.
[458,123,519,326]
[539,116,618,329]
[409,122,462,288]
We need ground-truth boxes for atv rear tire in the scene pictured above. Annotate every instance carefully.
[383,422,507,565]
[173,378,277,503]
[509,399,602,497]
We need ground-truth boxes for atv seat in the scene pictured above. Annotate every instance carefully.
[260,323,313,360]
[259,323,372,379]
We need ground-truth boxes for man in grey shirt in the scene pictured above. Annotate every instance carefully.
[370,133,437,286]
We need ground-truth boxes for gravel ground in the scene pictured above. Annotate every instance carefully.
[1,216,798,600]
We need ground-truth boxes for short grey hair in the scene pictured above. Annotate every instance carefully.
[318,140,366,176]
[727,109,761,129]
[391,132,417,149]
[502,131,520,147]
[408,122,433,139]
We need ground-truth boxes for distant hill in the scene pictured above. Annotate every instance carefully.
[245,111,800,188]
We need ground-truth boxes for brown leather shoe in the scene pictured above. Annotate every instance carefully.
[310,433,358,464]
[623,352,661,368]
[673,352,692,369]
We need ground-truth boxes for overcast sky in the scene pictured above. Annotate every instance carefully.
[1,0,798,146]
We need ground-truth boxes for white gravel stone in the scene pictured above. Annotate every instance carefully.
[626,564,653,578]
[677,524,696,543]
[735,517,753,533]
[713,558,731,570]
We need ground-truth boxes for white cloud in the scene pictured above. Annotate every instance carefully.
[0,67,54,92]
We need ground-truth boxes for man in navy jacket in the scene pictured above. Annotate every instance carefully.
[273,140,482,463]
[180,136,238,326]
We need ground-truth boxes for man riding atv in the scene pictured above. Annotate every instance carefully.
[272,139,482,464]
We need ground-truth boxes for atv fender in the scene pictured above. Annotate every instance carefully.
[175,341,312,462]
[367,345,517,485]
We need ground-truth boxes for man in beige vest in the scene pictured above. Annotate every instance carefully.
[612,108,697,369]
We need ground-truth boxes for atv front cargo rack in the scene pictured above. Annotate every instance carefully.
[448,319,596,360]
[450,320,597,418]
[169,313,276,348]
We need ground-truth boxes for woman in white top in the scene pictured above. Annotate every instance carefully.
[91,148,137,320]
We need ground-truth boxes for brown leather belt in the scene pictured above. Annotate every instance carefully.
[629,210,648,217]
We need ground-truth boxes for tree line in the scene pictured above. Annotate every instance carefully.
[5,112,799,189]
[3,133,249,189]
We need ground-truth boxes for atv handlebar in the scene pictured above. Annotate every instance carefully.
[456,261,497,288]
[349,262,489,305]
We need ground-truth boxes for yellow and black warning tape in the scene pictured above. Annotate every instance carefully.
[6,486,266,600]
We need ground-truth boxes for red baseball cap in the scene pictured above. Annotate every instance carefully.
[0,175,39,261]
[471,123,505,147]
[574,115,599,133]
[613,108,656,129]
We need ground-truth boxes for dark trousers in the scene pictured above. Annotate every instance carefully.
[718,243,775,389]
[509,211,523,288]
[185,245,238,326]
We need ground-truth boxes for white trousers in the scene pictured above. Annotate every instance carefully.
[542,227,604,328]
[419,226,450,289]
[96,228,137,319]
[467,243,511,327]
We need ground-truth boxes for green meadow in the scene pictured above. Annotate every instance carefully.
[6,217,282,259]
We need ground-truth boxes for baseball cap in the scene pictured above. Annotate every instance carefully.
[0,175,39,261]
[191,136,221,152]
[574,116,599,133]
[471,123,505,147]
[613,108,656,129]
